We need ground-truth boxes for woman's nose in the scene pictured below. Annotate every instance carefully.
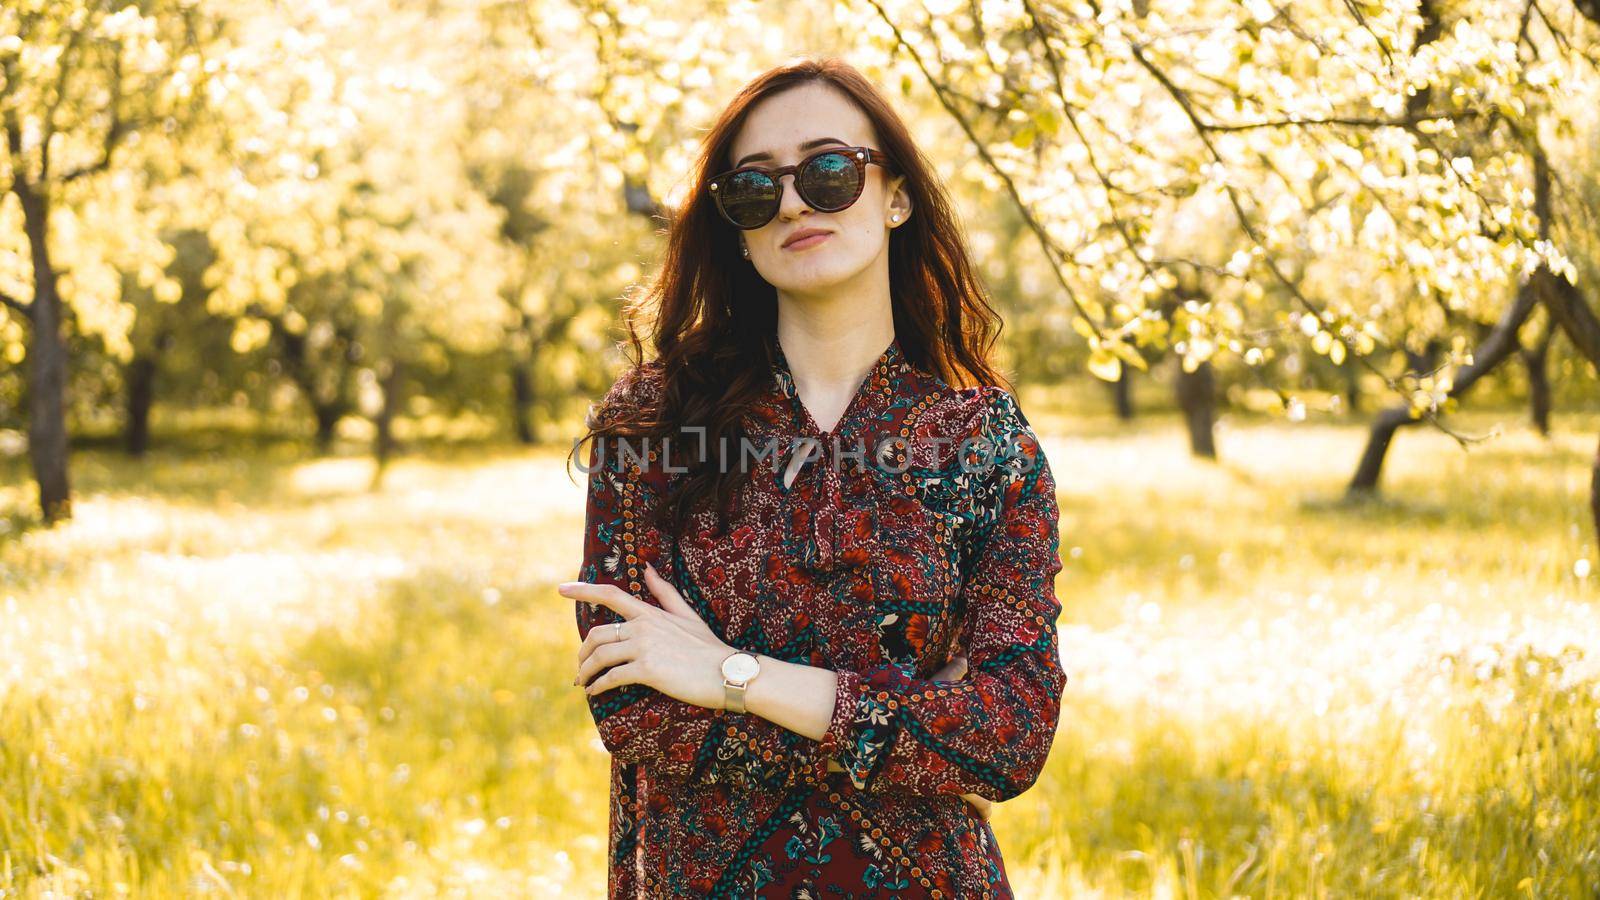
[774,172,809,220]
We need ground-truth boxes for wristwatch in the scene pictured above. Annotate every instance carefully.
[720,651,762,713]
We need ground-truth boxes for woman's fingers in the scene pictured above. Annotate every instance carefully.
[559,581,651,620]
[576,609,645,666]
[584,660,641,695]
[961,792,993,821]
[947,659,991,821]
[642,562,696,618]
[569,583,652,676]
[828,761,992,821]
[576,635,636,688]
[941,656,992,821]
[932,653,969,682]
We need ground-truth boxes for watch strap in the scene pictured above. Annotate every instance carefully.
[721,651,759,714]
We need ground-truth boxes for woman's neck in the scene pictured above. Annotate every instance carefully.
[774,291,895,434]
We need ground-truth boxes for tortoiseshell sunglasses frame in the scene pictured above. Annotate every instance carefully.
[707,145,898,230]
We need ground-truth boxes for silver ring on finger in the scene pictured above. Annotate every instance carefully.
[612,622,624,642]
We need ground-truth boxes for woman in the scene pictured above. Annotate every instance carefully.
[558,57,1066,898]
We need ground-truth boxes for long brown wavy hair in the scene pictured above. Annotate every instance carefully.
[569,56,1010,539]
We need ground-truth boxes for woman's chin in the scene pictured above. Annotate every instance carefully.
[768,261,870,296]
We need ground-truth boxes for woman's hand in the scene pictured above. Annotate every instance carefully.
[564,567,997,822]
[560,562,732,711]
[930,654,995,823]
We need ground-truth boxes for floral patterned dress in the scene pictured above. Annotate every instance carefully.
[573,335,1067,898]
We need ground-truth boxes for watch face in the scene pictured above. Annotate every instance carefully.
[722,653,760,682]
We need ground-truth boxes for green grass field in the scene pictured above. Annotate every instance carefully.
[1,403,1597,897]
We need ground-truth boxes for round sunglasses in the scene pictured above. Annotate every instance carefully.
[707,145,898,230]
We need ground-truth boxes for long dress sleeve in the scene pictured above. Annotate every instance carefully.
[820,386,1067,802]
[574,367,830,789]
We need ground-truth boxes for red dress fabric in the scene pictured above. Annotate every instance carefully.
[574,335,1067,898]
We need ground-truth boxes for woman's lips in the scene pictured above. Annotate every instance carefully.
[783,232,832,251]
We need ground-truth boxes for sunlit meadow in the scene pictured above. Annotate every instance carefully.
[1,398,1597,897]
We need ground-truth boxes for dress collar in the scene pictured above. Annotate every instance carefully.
[769,334,908,440]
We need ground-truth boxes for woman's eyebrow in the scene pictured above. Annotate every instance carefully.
[734,136,851,168]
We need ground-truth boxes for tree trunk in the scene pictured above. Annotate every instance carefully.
[1110,365,1134,420]
[124,353,157,457]
[1347,273,1541,495]
[262,312,356,455]
[1347,405,1416,496]
[1591,432,1600,553]
[1518,321,1554,437]
[1538,260,1600,370]
[16,182,72,522]
[374,358,403,471]
[1174,357,1216,459]
[511,357,536,444]
[313,404,343,454]
[1523,141,1600,545]
[1535,268,1600,549]
[1342,360,1362,415]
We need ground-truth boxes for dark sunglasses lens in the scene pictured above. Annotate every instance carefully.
[719,170,779,228]
[798,152,861,210]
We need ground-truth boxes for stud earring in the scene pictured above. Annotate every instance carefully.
[890,213,901,224]
[741,243,750,258]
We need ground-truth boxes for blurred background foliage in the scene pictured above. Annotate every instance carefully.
[3,0,1600,895]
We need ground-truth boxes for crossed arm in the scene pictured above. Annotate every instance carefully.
[562,566,991,816]
[565,385,1065,809]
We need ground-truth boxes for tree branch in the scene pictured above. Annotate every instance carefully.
[1199,111,1475,133]
[60,68,127,183]
[860,0,1111,347]
[1021,0,1161,290]
[0,288,30,318]
[1100,1,1502,442]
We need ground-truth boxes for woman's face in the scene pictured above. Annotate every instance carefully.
[723,82,911,297]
